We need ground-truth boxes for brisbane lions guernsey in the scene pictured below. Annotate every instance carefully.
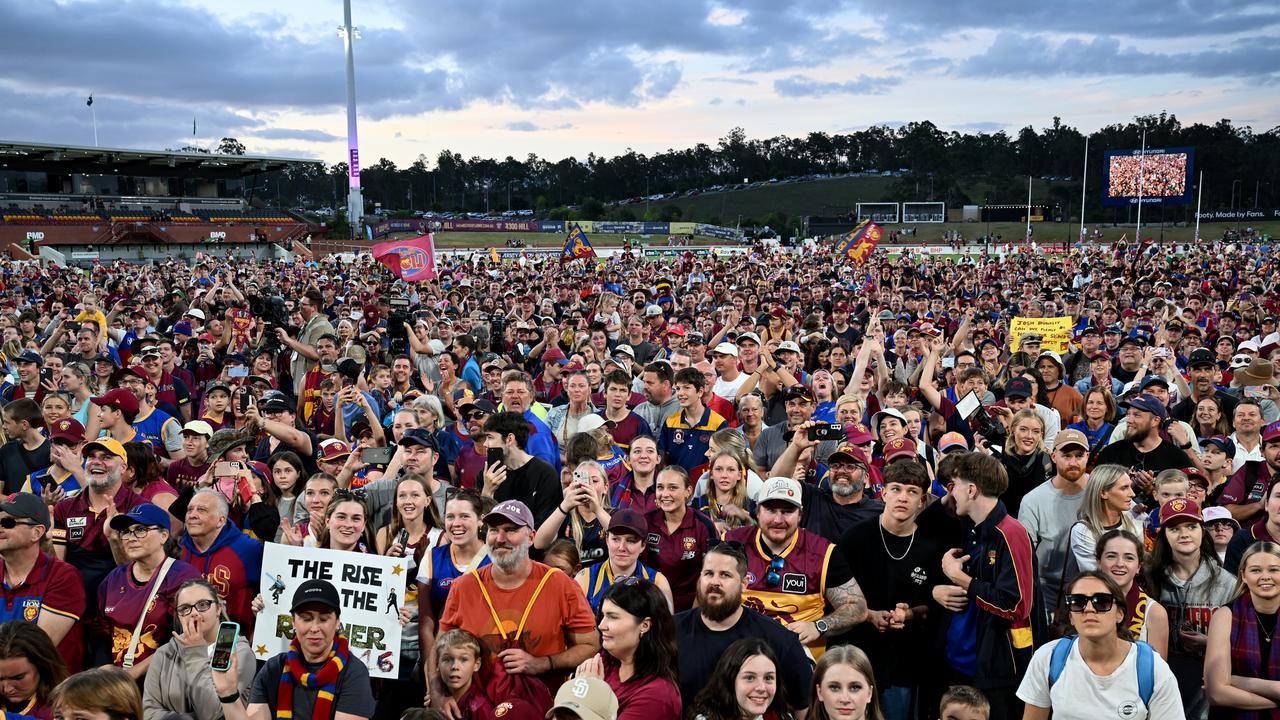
[725,525,854,659]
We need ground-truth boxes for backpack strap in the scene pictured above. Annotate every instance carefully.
[474,566,561,643]
[1048,636,1075,687]
[1135,640,1155,709]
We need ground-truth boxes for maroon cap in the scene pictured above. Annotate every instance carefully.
[543,347,567,364]
[1159,497,1203,527]
[845,424,875,445]
[91,388,140,416]
[607,508,649,538]
[882,438,918,464]
[1264,421,1280,445]
[828,444,869,466]
[48,418,85,444]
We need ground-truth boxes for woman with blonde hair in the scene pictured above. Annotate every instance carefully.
[1069,464,1142,571]
[994,408,1051,518]
[49,666,144,720]
[695,428,764,500]
[693,450,756,534]
[534,459,612,567]
[1206,541,1280,715]
[809,644,884,720]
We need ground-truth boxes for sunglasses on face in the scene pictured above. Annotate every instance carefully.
[1064,592,1117,613]
[465,410,488,420]
[0,517,37,529]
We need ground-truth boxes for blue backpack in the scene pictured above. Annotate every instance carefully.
[1048,636,1155,709]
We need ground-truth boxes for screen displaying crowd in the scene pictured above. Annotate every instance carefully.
[2,236,1280,720]
[1106,151,1190,199]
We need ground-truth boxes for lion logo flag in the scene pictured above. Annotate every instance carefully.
[372,233,438,281]
[560,223,596,264]
[833,221,882,264]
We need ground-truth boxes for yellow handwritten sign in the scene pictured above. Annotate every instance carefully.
[1009,316,1073,354]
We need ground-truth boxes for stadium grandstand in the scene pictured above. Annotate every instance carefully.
[0,141,321,263]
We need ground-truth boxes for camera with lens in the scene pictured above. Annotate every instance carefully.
[975,411,1007,447]
[248,292,298,348]
[386,296,412,354]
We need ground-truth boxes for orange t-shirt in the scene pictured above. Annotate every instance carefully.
[438,562,595,674]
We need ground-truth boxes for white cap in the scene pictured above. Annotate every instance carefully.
[871,407,908,434]
[757,477,803,507]
[576,415,612,434]
[712,342,739,357]
[184,308,205,321]
[1037,350,1064,367]
[644,304,664,317]
[613,345,636,358]
[736,331,762,346]
[776,340,802,354]
[1202,505,1240,528]
[1239,339,1261,353]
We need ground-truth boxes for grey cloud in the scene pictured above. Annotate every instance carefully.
[859,0,1280,38]
[506,121,540,132]
[250,128,343,142]
[774,74,897,97]
[0,1,453,121]
[959,32,1280,80]
[704,76,757,86]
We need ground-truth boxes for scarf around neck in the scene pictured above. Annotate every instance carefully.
[276,632,349,720]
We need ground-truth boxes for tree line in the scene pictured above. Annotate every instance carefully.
[260,114,1279,224]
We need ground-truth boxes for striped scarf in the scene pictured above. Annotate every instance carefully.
[276,633,349,720]
[1228,593,1280,720]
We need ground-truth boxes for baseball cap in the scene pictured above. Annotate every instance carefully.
[938,432,969,453]
[82,436,127,461]
[1005,377,1033,399]
[205,381,232,397]
[484,500,535,529]
[543,347,568,364]
[736,332,762,346]
[459,398,497,416]
[91,388,140,416]
[776,340,802,355]
[318,438,352,462]
[871,407,908,432]
[882,438,917,464]
[1121,393,1168,420]
[1184,466,1210,490]
[644,304,664,317]
[1019,333,1043,346]
[1199,433,1237,455]
[782,385,814,402]
[290,578,342,614]
[1202,505,1239,528]
[1138,374,1170,391]
[1053,429,1089,452]
[261,395,294,413]
[1264,422,1280,445]
[606,508,649,538]
[1158,498,1202,528]
[399,427,439,450]
[612,345,635,360]
[181,420,214,438]
[48,418,85,445]
[1036,350,1063,367]
[845,424,875,446]
[547,676,618,720]
[0,492,50,528]
[184,308,206,321]
[1090,350,1112,362]
[576,415,613,435]
[827,444,869,466]
[712,342,739,357]
[13,350,42,366]
[757,477,803,507]
[666,325,686,337]
[108,503,172,532]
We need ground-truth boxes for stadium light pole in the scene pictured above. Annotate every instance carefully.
[1135,130,1147,245]
[1079,135,1089,243]
[341,0,363,241]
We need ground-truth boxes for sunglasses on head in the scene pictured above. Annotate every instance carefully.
[1064,592,1117,614]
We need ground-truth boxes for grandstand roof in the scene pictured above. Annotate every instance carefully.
[0,140,319,178]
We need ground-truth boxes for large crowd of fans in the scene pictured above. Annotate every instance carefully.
[0,236,1277,720]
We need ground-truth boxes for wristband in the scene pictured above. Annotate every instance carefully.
[558,504,571,514]
[218,691,241,704]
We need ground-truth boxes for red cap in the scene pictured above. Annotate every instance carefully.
[318,439,352,462]
[667,324,686,337]
[48,418,85,444]
[1159,497,1203,527]
[91,388,140,416]
[882,438,917,464]
[1264,421,1280,445]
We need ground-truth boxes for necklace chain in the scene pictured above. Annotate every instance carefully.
[1257,608,1274,643]
[879,523,916,562]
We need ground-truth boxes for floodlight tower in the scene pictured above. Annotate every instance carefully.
[341,0,363,239]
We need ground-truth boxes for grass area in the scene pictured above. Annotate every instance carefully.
[426,231,727,248]
[422,220,1280,248]
[651,175,1078,223]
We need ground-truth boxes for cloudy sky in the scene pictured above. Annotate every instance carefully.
[1,0,1277,166]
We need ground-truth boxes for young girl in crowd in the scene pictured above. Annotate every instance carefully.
[809,644,885,720]
[689,638,792,720]
[1095,529,1170,658]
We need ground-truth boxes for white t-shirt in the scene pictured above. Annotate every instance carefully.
[1016,638,1185,720]
[712,373,748,403]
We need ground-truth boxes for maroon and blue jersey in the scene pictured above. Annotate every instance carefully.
[643,506,719,612]
[0,553,85,673]
[179,522,263,633]
[418,543,491,615]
